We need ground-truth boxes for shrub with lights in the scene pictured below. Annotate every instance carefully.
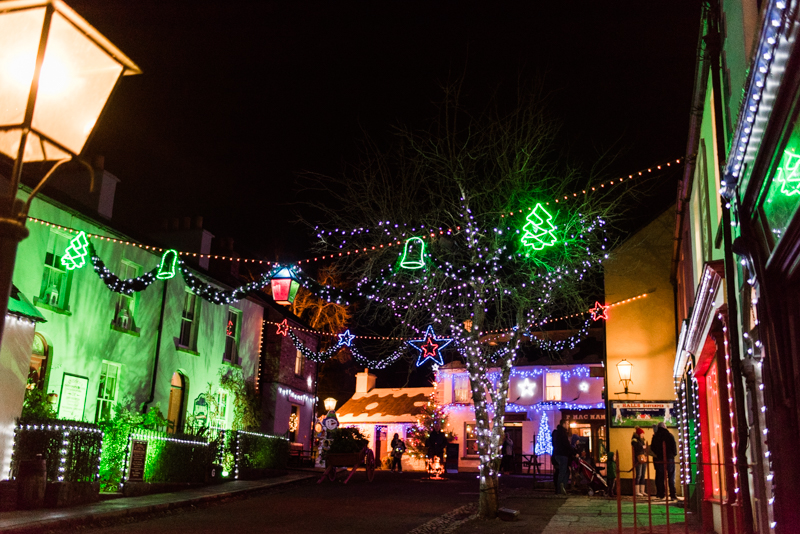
[302,82,627,518]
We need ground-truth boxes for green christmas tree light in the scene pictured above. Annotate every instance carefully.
[776,149,800,196]
[521,203,557,251]
[61,231,89,270]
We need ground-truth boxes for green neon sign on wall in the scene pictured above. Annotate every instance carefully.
[521,203,557,251]
[61,231,89,270]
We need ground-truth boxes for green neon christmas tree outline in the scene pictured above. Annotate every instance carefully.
[521,203,557,251]
[61,231,89,270]
[776,149,800,196]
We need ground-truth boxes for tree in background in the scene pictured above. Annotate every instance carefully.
[406,381,455,462]
[304,80,625,517]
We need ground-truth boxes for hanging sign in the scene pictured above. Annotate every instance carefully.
[57,373,89,420]
[610,401,677,428]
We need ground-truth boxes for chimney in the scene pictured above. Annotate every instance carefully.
[355,368,376,393]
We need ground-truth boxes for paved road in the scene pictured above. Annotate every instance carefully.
[83,471,505,534]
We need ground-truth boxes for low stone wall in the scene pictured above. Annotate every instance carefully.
[44,482,100,508]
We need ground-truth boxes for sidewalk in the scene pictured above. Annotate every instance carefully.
[0,472,315,534]
[451,490,702,534]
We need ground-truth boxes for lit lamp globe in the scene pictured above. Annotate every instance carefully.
[323,397,337,413]
[270,267,300,305]
[0,0,141,163]
[616,359,633,393]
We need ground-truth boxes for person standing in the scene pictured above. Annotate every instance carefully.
[631,427,647,497]
[390,432,406,472]
[552,418,574,495]
[650,422,677,500]
[502,433,514,474]
[425,422,447,462]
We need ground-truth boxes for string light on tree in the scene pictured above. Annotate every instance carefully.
[534,412,553,456]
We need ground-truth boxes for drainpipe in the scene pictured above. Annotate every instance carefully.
[708,3,755,531]
[144,278,169,409]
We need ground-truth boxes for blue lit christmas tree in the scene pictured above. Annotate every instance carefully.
[534,412,553,455]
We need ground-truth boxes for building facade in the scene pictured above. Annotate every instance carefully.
[671,1,800,532]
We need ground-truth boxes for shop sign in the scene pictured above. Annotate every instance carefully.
[566,413,606,422]
[610,401,677,428]
[57,373,89,420]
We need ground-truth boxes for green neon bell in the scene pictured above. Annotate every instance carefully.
[400,237,425,269]
[156,250,179,280]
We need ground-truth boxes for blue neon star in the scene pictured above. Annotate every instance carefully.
[337,329,356,347]
[408,325,453,367]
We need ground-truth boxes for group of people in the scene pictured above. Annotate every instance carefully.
[631,421,678,501]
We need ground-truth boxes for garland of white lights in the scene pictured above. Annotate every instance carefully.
[287,329,408,369]
[179,264,283,305]
[90,244,158,294]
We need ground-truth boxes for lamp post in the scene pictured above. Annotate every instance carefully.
[0,0,139,348]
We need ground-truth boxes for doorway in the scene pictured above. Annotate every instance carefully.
[374,425,386,465]
[503,425,523,473]
[167,372,185,433]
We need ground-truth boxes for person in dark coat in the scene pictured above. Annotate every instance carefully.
[425,422,448,461]
[551,419,574,495]
[650,422,678,500]
[390,433,406,472]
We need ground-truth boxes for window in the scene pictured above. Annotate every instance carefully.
[179,289,199,349]
[545,372,562,401]
[288,405,299,442]
[464,422,479,457]
[37,230,72,310]
[453,374,471,403]
[223,308,240,363]
[294,349,305,376]
[28,333,49,391]
[761,117,800,248]
[95,361,121,422]
[113,260,140,331]
[212,390,228,428]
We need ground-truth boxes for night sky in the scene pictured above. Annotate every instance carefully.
[64,0,700,261]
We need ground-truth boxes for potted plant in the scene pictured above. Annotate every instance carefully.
[324,428,368,467]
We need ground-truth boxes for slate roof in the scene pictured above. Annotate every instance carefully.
[8,285,46,322]
[337,387,434,423]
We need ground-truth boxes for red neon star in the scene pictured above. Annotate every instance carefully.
[589,301,609,321]
[276,319,290,336]
[421,337,440,358]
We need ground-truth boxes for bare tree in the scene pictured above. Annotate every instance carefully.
[303,81,622,518]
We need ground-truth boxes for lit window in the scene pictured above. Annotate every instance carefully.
[223,308,240,363]
[37,230,72,310]
[453,374,471,403]
[179,289,199,349]
[213,390,228,428]
[464,422,479,456]
[95,361,121,422]
[113,260,140,331]
[545,372,562,401]
[294,349,305,376]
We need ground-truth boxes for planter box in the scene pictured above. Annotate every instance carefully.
[44,482,99,508]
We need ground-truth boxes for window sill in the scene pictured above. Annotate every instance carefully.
[110,323,140,337]
[175,345,200,356]
[33,298,72,315]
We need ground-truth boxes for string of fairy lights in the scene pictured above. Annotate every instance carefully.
[25,156,681,266]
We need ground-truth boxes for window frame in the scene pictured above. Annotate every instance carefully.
[545,372,562,401]
[178,289,200,350]
[453,374,471,403]
[36,229,73,311]
[464,422,479,457]
[113,259,141,331]
[95,361,121,423]
[223,308,241,363]
[294,348,305,376]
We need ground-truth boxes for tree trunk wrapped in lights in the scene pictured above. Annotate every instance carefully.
[302,80,625,518]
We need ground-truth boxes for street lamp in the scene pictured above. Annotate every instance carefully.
[0,0,140,346]
[270,267,300,305]
[615,359,639,395]
[323,397,337,413]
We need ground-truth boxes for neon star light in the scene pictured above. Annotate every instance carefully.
[400,237,426,269]
[61,231,89,270]
[521,203,557,251]
[775,149,800,196]
[276,319,290,336]
[337,329,356,347]
[589,301,609,321]
[157,249,179,280]
[408,325,453,367]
